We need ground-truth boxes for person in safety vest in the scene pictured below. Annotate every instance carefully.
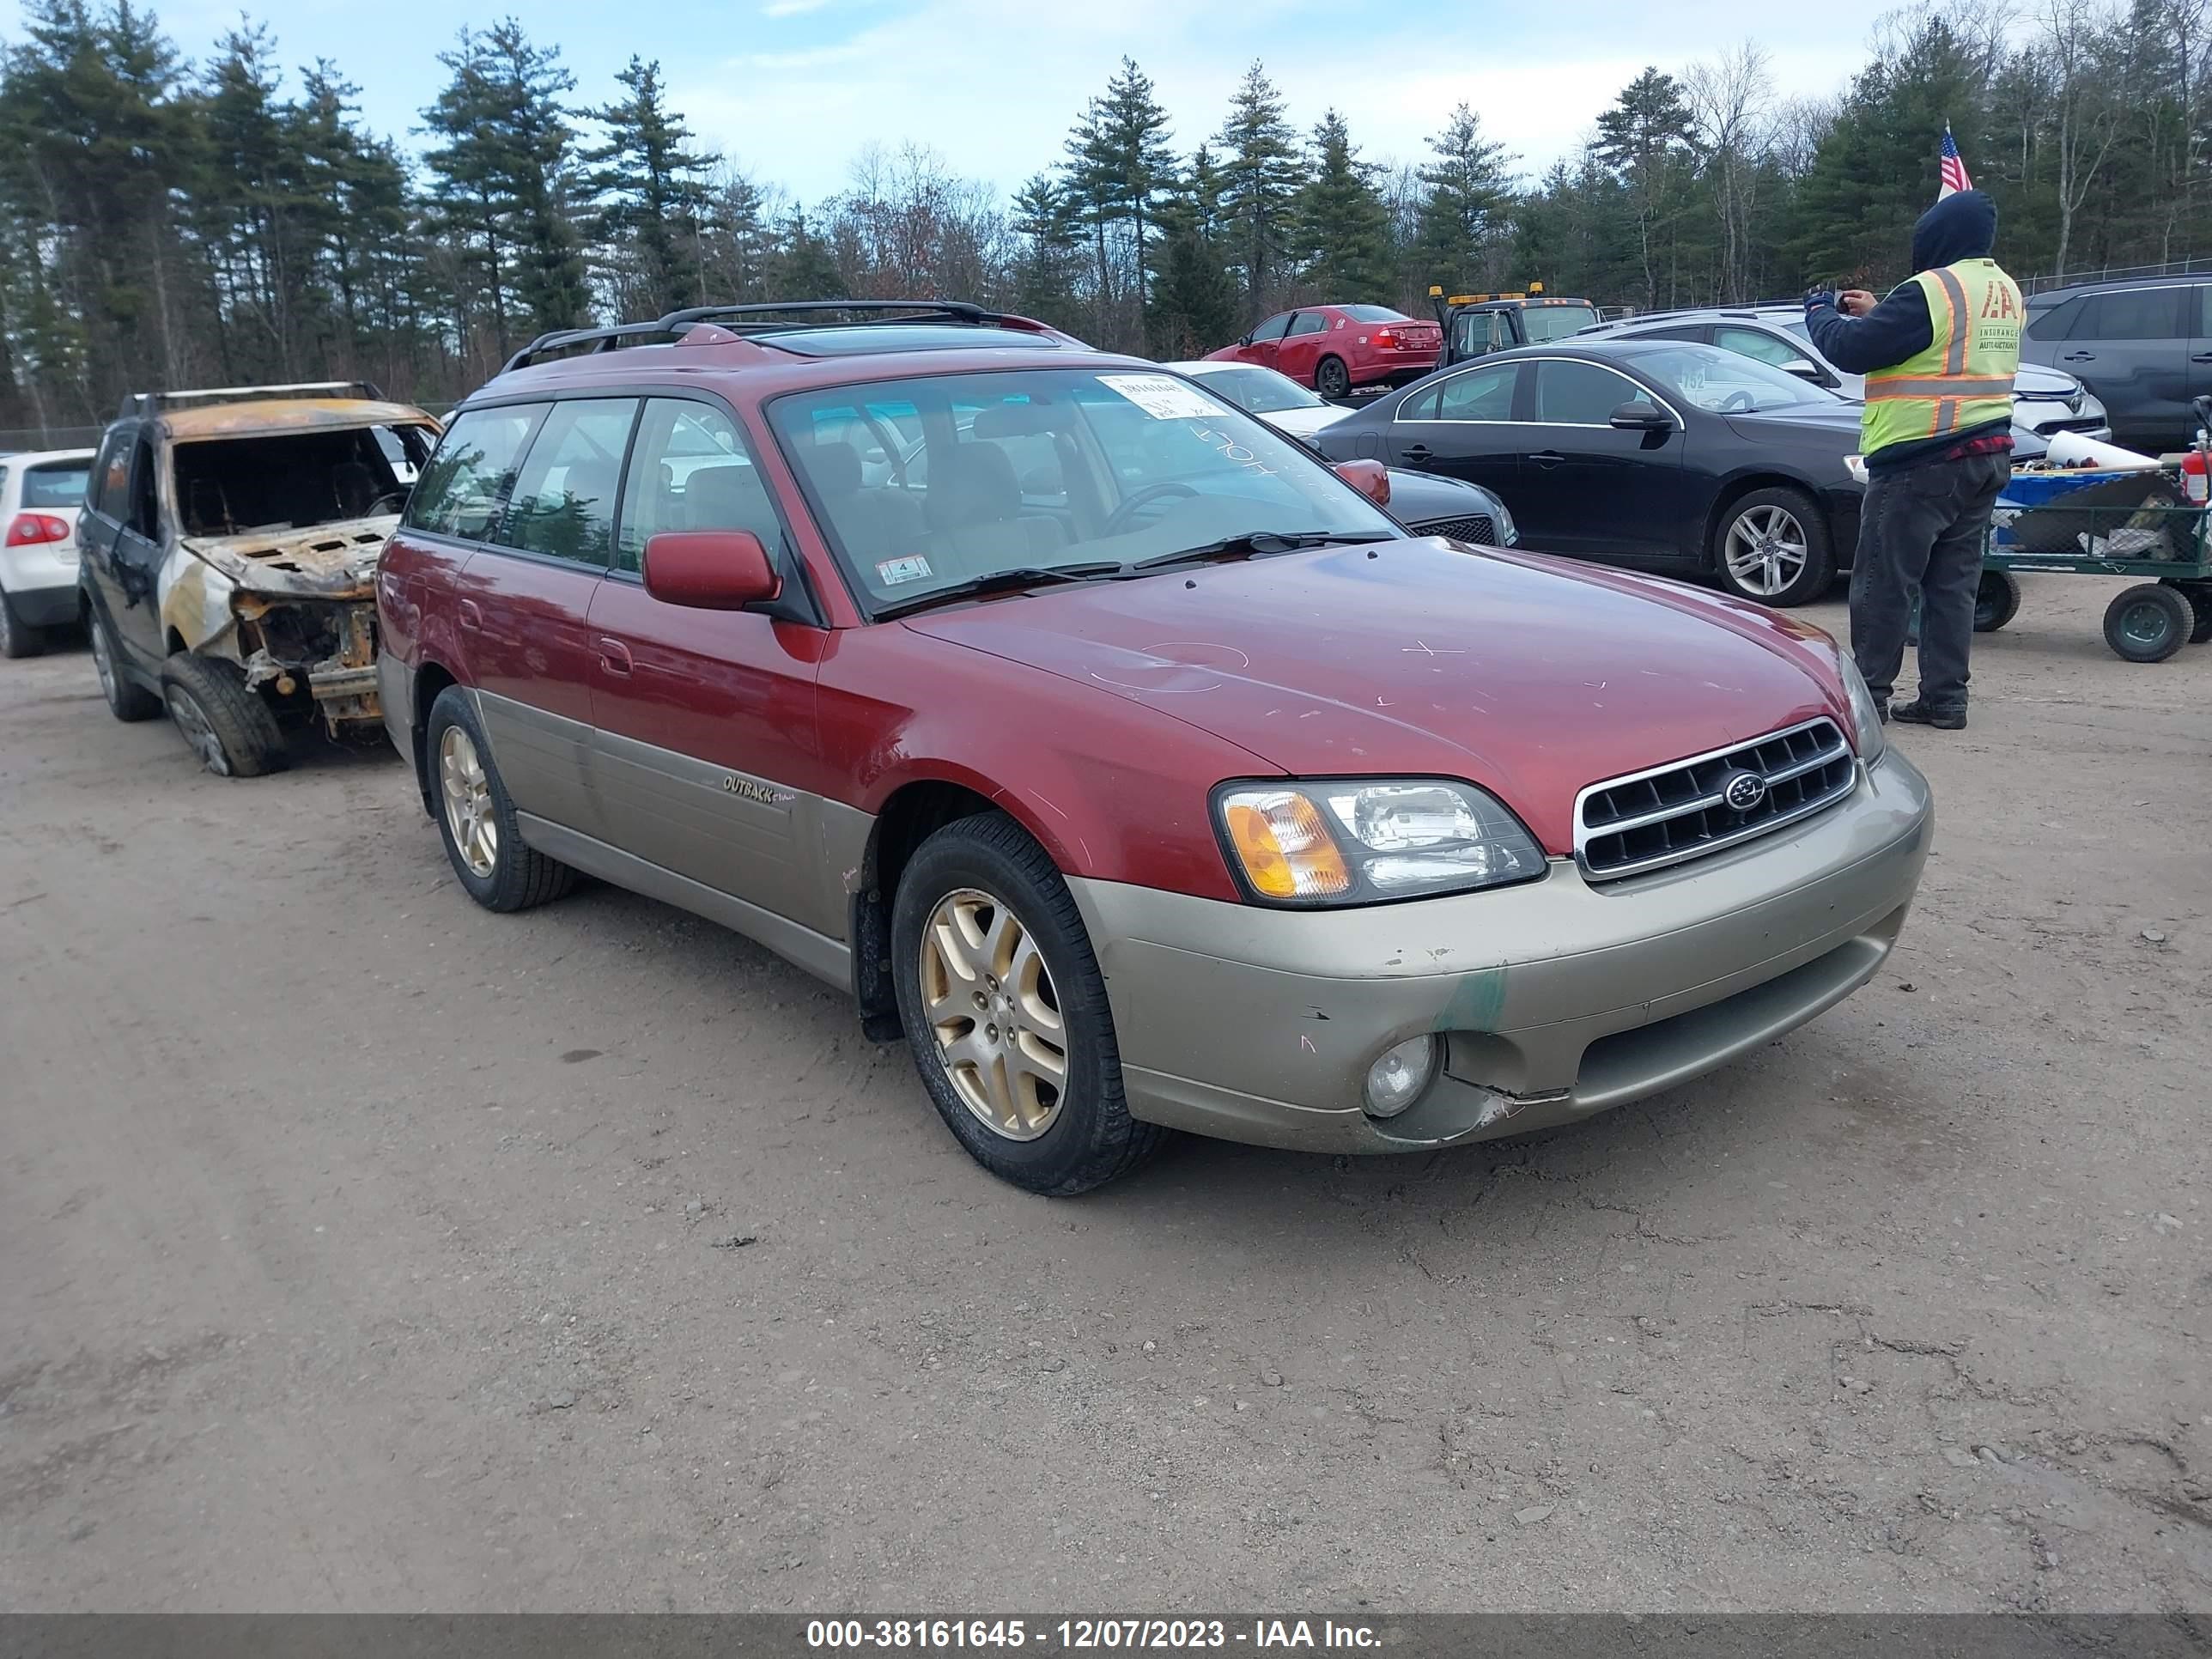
[1805,189,2021,731]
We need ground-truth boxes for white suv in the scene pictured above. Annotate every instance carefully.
[0,447,94,658]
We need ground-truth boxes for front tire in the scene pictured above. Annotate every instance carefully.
[1316,355,1352,401]
[424,685,574,911]
[162,652,286,776]
[2162,579,2212,644]
[890,811,1164,1195]
[1712,486,1834,607]
[0,589,47,659]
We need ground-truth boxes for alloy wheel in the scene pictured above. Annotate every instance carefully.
[167,687,230,776]
[1723,504,1809,598]
[917,886,1068,1141]
[91,620,117,701]
[439,724,498,878]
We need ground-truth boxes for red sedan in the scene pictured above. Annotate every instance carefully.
[378,301,1926,1194]
[1205,303,1441,399]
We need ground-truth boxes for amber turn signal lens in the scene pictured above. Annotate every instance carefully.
[1223,792,1351,899]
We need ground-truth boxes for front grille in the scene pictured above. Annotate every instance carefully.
[1415,514,1496,545]
[1575,717,1856,881]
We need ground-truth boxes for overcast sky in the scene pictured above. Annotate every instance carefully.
[37,0,1871,199]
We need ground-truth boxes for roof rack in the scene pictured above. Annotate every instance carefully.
[118,380,386,419]
[499,299,1039,375]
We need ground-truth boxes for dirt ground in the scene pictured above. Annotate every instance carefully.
[2,580,2208,1615]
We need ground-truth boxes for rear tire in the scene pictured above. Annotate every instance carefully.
[424,684,575,912]
[2162,579,2212,643]
[1973,568,2023,633]
[2104,582,2191,663]
[0,589,47,659]
[890,811,1165,1195]
[90,606,161,720]
[1316,356,1352,401]
[1711,486,1834,607]
[162,652,286,777]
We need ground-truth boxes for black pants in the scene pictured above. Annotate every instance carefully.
[1850,452,2009,712]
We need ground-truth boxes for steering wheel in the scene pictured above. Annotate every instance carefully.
[1717,389,1756,414]
[369,489,410,516]
[1102,480,1200,537]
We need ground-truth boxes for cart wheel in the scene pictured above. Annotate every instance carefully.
[2162,579,2212,643]
[2104,582,2193,663]
[1973,568,2022,633]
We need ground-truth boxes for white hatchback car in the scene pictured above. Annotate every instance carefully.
[0,447,94,658]
[1161,361,1356,441]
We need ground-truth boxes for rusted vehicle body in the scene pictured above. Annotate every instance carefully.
[76,383,441,775]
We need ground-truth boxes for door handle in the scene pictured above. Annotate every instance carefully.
[2062,352,2096,362]
[1529,451,1568,467]
[1402,444,1433,464]
[597,636,633,677]
[457,598,483,632]
[2192,352,2212,364]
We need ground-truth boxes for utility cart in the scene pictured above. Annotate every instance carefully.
[1974,466,2212,664]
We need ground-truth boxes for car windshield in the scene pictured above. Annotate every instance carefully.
[769,368,1400,613]
[1520,304,1602,342]
[1188,365,1328,414]
[1340,305,1408,324]
[1632,343,1843,413]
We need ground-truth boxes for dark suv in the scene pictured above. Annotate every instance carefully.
[2020,275,2212,453]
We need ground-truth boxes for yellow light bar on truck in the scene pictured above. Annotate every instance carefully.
[1446,295,1484,306]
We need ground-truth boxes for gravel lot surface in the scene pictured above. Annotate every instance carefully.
[3,580,2208,1613]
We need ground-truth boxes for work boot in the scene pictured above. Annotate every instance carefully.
[1890,700,1966,730]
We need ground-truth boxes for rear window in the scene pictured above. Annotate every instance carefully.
[23,463,89,508]
[1519,304,1602,343]
[1339,306,1407,324]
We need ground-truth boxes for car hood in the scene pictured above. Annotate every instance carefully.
[2013,362,2081,399]
[900,539,1850,856]
[182,514,397,599]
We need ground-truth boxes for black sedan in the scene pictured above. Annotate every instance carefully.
[1312,337,1867,606]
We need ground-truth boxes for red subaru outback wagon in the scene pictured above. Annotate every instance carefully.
[378,301,1930,1194]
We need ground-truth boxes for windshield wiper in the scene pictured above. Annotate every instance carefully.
[1124,528,1395,574]
[873,562,1124,620]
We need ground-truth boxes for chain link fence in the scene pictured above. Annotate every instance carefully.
[0,425,105,453]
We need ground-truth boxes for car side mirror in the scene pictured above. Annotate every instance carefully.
[1608,401,1674,432]
[1332,458,1391,507]
[643,530,780,610]
[1780,358,1823,380]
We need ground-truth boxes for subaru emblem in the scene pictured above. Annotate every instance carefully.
[1723,769,1769,812]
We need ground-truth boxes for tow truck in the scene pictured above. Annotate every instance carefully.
[1428,283,1602,365]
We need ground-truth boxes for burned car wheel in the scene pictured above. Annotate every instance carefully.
[425,685,575,912]
[890,811,1164,1195]
[161,652,285,777]
[90,610,161,721]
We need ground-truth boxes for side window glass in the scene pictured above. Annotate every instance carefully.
[1287,313,1327,338]
[126,439,160,538]
[617,398,780,574]
[1434,363,1518,422]
[1250,313,1293,343]
[404,404,547,541]
[89,429,132,518]
[2075,289,2185,342]
[1715,326,1803,368]
[2026,298,2079,343]
[498,398,638,567]
[2197,286,2212,337]
[1535,361,1638,424]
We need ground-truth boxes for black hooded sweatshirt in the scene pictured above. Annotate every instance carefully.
[1804,190,2012,471]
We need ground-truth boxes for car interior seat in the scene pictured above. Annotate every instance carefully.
[794,441,926,569]
[921,443,1068,577]
[331,461,380,519]
[185,476,231,537]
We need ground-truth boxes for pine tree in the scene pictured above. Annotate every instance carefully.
[1593,68,1696,306]
[1414,103,1515,290]
[587,57,710,318]
[769,206,843,299]
[1294,111,1392,301]
[1009,172,1085,326]
[1213,61,1304,319]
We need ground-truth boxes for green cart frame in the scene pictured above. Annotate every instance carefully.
[1974,500,2212,662]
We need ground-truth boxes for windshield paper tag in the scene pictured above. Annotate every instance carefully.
[876,555,933,586]
[1100,374,1233,421]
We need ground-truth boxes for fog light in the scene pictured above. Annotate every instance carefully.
[1363,1036,1439,1118]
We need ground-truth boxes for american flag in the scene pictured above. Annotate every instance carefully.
[1939,125,1972,198]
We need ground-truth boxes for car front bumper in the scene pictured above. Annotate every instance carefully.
[1069,748,1931,1153]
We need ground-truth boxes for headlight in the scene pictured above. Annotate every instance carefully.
[1492,497,1518,546]
[1839,654,1886,762]
[1214,778,1547,906]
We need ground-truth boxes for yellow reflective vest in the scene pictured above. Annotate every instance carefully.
[1862,258,2022,458]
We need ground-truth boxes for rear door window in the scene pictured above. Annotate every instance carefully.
[1714,325,1804,368]
[1286,313,1328,338]
[496,398,639,567]
[617,399,781,574]
[2073,288,2186,341]
[404,404,547,542]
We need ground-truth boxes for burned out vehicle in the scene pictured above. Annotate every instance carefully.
[77,383,441,775]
